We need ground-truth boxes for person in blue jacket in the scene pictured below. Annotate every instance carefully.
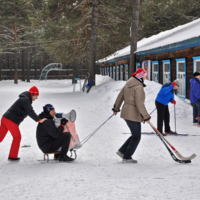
[155,79,180,135]
[190,71,200,126]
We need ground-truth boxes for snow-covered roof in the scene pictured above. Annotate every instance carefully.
[97,18,200,64]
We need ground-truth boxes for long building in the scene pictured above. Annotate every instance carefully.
[96,18,200,99]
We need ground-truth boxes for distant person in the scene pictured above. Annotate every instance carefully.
[155,80,180,135]
[0,86,46,161]
[36,104,74,162]
[112,68,150,163]
[190,72,200,126]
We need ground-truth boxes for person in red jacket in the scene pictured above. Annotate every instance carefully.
[0,86,46,161]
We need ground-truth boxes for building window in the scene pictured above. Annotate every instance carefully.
[162,60,171,84]
[120,65,123,80]
[151,61,159,83]
[125,64,129,81]
[136,62,140,70]
[193,56,200,72]
[100,67,102,75]
[110,67,113,78]
[116,66,119,81]
[107,67,109,76]
[113,66,116,80]
[176,58,186,99]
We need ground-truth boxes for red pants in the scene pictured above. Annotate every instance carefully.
[0,116,21,158]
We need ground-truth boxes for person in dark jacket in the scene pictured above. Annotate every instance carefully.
[155,79,180,135]
[0,86,46,161]
[36,104,74,162]
[190,71,200,126]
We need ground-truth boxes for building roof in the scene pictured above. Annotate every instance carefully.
[97,18,200,64]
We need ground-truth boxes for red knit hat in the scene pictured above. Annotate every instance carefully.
[132,68,147,79]
[29,86,39,96]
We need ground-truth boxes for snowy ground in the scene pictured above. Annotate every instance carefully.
[0,75,199,200]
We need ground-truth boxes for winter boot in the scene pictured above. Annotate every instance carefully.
[8,157,20,161]
[116,151,124,158]
[166,130,176,135]
[122,158,137,163]
[59,154,74,162]
[54,153,60,160]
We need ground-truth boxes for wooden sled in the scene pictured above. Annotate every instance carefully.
[43,149,77,162]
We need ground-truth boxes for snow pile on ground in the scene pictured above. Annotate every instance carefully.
[0,75,199,200]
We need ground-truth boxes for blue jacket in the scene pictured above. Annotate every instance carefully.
[156,83,174,106]
[190,77,200,104]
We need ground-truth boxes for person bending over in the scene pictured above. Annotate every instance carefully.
[36,104,74,162]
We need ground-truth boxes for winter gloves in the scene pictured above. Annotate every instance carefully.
[172,100,176,105]
[171,82,176,87]
[60,118,68,127]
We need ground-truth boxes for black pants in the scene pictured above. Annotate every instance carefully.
[119,120,141,159]
[155,101,170,133]
[48,132,71,155]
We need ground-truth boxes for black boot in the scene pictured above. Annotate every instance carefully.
[8,157,20,161]
[59,154,74,162]
[54,153,60,160]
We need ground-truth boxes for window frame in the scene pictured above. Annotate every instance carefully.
[151,61,159,83]
[162,60,171,84]
[175,58,186,99]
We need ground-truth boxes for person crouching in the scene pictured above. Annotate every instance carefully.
[36,104,74,162]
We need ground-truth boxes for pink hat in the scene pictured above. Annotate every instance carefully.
[132,68,147,79]
[29,86,39,96]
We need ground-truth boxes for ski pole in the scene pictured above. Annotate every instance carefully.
[174,90,177,133]
[79,114,114,147]
[149,108,156,116]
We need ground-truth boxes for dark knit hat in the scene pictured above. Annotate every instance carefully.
[29,86,39,96]
[43,104,55,114]
[193,71,200,77]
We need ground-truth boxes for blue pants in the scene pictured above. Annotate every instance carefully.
[119,120,141,159]
[193,103,200,123]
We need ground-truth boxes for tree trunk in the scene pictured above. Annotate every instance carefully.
[21,49,25,81]
[129,0,140,77]
[0,55,1,81]
[88,0,99,84]
[14,51,18,84]
[34,60,37,79]
[27,52,31,82]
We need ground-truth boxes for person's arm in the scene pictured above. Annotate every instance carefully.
[163,84,174,95]
[112,85,125,113]
[135,86,151,122]
[22,100,40,122]
[43,120,64,139]
[193,81,200,102]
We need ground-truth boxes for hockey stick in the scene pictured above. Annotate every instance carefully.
[149,122,194,163]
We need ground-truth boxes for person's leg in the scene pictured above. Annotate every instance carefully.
[4,118,21,158]
[195,103,200,124]
[48,132,71,155]
[193,104,198,123]
[0,117,9,143]
[122,120,141,160]
[164,105,171,133]
[155,101,165,133]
